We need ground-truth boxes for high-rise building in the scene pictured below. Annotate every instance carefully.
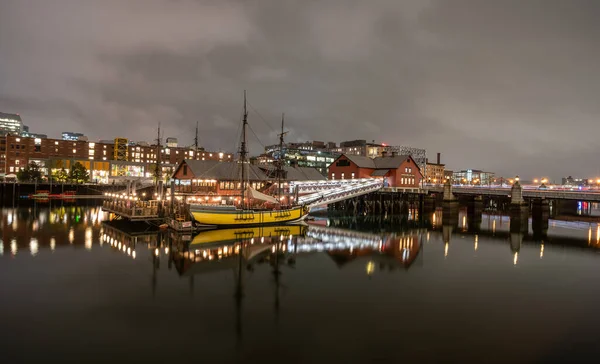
[62,132,87,141]
[0,112,24,135]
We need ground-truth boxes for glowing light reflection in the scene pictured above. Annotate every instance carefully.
[30,238,39,256]
[11,239,17,255]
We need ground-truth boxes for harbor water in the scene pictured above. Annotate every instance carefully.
[2,205,600,363]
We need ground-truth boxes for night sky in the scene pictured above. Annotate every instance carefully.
[1,0,599,179]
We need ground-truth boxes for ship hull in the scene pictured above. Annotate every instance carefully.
[190,205,310,227]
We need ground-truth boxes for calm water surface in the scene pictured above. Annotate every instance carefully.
[2,206,600,363]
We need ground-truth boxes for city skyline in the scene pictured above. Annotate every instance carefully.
[1,1,600,179]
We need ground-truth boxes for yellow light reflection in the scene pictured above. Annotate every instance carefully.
[462,216,466,229]
[513,252,518,265]
[596,226,599,244]
[444,242,449,258]
[11,239,17,256]
[540,244,544,259]
[50,237,56,252]
[427,232,430,242]
[589,226,593,245]
[366,261,375,276]
[68,228,74,244]
[492,219,496,233]
[132,251,136,259]
[30,238,39,256]
[85,227,92,251]
[0,239,3,256]
[474,235,478,251]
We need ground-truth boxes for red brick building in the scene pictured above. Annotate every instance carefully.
[0,134,233,180]
[327,153,423,188]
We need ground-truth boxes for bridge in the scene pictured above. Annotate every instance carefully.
[291,178,424,208]
[427,185,600,202]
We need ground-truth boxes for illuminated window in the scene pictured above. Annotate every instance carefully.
[209,153,213,157]
[55,141,59,145]
[34,138,41,144]
[15,160,20,165]
[15,138,20,142]
[103,150,106,156]
[351,172,355,179]
[72,149,76,154]
[88,142,95,148]
[89,150,94,155]
[219,152,223,158]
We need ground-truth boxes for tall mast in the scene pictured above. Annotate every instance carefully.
[277,113,286,203]
[154,122,162,182]
[194,121,199,156]
[240,91,248,210]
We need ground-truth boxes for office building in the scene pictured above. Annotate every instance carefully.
[62,132,87,141]
[0,112,24,136]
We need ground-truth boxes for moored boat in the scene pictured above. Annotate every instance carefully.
[189,91,310,227]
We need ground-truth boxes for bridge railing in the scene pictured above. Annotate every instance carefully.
[302,180,383,207]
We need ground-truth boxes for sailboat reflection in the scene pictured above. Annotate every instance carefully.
[170,223,423,279]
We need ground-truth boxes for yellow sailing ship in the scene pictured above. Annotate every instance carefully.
[189,92,310,227]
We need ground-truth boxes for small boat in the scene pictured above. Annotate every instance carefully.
[30,190,50,200]
[189,91,309,227]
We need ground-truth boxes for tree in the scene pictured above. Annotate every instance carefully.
[17,162,43,182]
[53,168,68,183]
[69,162,89,184]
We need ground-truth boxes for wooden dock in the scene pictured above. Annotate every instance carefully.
[102,199,163,221]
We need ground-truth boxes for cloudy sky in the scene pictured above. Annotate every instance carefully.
[1,0,599,179]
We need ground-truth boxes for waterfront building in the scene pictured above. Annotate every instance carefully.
[424,153,445,184]
[62,132,87,141]
[0,112,24,136]
[562,176,588,187]
[263,140,339,176]
[172,159,324,197]
[452,169,495,185]
[444,170,454,183]
[328,153,422,188]
[332,140,383,158]
[0,134,233,181]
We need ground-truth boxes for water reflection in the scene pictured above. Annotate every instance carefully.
[3,206,600,362]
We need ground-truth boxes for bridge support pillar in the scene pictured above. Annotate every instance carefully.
[509,203,529,234]
[509,181,528,234]
[466,196,483,232]
[443,179,455,202]
[531,199,549,240]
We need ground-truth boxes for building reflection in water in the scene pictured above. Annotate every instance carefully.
[0,206,107,257]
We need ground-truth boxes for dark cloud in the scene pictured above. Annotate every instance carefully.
[1,0,599,179]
